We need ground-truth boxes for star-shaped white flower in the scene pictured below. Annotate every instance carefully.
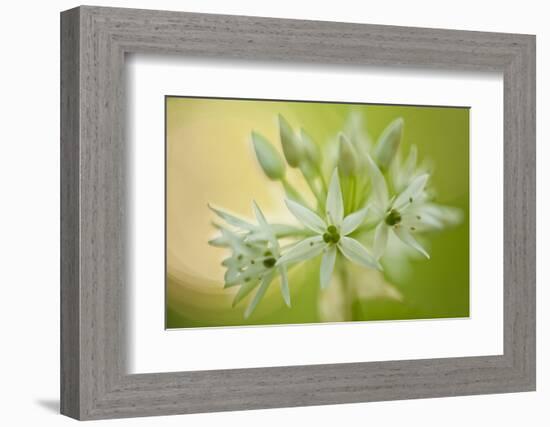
[277,169,380,289]
[390,144,420,194]
[365,152,433,260]
[209,202,290,318]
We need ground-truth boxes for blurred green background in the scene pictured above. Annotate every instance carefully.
[166,96,469,329]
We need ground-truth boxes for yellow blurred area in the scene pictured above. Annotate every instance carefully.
[166,97,316,324]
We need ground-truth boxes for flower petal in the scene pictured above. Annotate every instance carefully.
[320,246,337,289]
[285,199,326,233]
[232,278,260,307]
[401,209,440,231]
[208,204,255,230]
[338,236,381,270]
[224,267,240,286]
[208,235,230,247]
[373,222,389,259]
[418,204,463,229]
[277,236,325,265]
[393,173,429,211]
[252,201,278,247]
[224,263,265,287]
[211,224,257,255]
[252,200,268,227]
[278,266,291,307]
[341,205,369,235]
[244,271,276,318]
[326,169,344,226]
[403,145,418,182]
[393,226,430,259]
[245,230,274,243]
[365,153,389,208]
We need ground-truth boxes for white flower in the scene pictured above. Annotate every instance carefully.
[365,152,440,260]
[208,203,300,244]
[209,202,290,318]
[390,145,420,193]
[277,169,380,289]
[374,117,403,171]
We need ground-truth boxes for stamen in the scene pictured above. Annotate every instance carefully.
[324,225,340,244]
[263,257,276,268]
[385,209,402,226]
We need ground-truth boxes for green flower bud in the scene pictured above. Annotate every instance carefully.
[278,114,302,168]
[338,133,358,176]
[251,131,286,180]
[374,117,404,171]
[300,158,316,182]
[345,111,372,154]
[300,128,321,166]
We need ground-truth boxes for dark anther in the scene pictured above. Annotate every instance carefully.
[385,209,402,226]
[263,257,276,268]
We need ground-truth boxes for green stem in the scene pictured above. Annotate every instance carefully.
[298,161,327,209]
[339,263,354,321]
[352,220,379,236]
[279,237,311,251]
[349,175,356,213]
[301,169,325,210]
[317,166,328,195]
[342,174,355,215]
[354,175,368,209]
[275,229,313,239]
[281,177,310,208]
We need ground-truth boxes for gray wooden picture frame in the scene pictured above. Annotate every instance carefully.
[60,5,536,421]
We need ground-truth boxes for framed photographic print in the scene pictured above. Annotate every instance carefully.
[165,97,470,328]
[61,5,536,420]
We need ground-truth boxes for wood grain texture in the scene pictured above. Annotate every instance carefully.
[60,5,536,420]
[60,7,80,419]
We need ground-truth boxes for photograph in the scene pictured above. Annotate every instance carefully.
[166,97,470,328]
[28,1,538,422]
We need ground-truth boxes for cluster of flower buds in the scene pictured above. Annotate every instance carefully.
[209,113,462,318]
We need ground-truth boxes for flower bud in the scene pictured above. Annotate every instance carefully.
[345,111,372,153]
[374,117,403,171]
[278,114,302,167]
[251,131,286,180]
[338,133,358,176]
[300,128,321,166]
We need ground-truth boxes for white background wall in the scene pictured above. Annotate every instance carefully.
[0,0,546,425]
